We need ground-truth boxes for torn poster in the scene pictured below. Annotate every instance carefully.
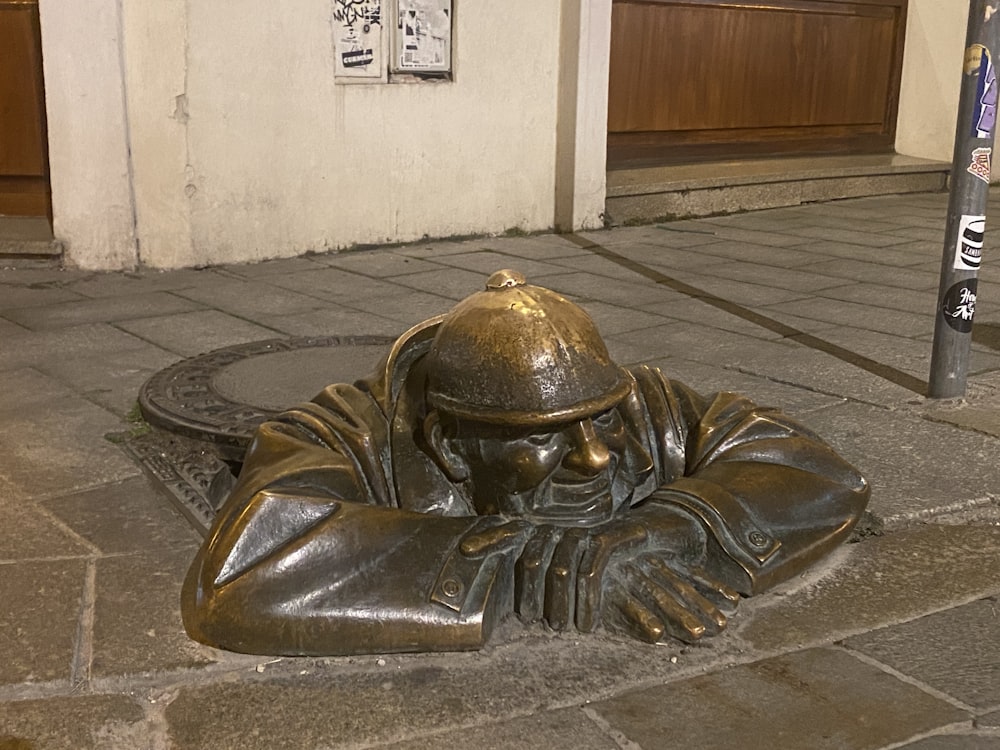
[333,0,384,79]
[395,0,451,72]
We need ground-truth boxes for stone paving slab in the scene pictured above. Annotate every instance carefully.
[803,403,1000,526]
[0,559,86,686]
[588,648,969,750]
[898,735,1000,749]
[35,343,180,418]
[41,477,200,556]
[251,306,405,338]
[0,391,140,502]
[392,265,496,300]
[643,356,847,416]
[322,250,444,278]
[0,292,204,331]
[737,525,1000,654]
[844,598,1000,711]
[0,284,85,309]
[0,504,94,560]
[380,708,619,750]
[62,268,226,298]
[0,323,157,375]
[172,279,330,318]
[432,250,566,280]
[91,548,214,678]
[114,309,284,358]
[0,694,147,750]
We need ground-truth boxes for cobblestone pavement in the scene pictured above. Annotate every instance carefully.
[2,190,1000,749]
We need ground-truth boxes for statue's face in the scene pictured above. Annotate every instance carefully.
[452,408,633,527]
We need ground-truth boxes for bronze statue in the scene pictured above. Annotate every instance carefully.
[182,270,869,655]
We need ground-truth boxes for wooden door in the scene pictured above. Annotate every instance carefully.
[607,0,908,168]
[0,0,50,217]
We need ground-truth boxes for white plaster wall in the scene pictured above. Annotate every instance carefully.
[125,0,564,268]
[895,0,970,163]
[38,0,137,270]
[121,0,193,267]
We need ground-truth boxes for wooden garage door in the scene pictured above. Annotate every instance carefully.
[0,0,50,217]
[607,0,908,168]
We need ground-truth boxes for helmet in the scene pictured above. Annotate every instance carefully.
[424,270,632,426]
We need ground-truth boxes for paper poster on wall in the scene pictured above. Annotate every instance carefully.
[394,0,451,73]
[333,0,384,80]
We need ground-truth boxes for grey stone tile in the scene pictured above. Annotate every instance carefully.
[173,279,328,318]
[738,525,1000,653]
[803,257,940,291]
[682,222,809,247]
[0,694,147,749]
[538,272,677,307]
[343,288,460,327]
[392,266,492,300]
[844,598,1000,710]
[590,648,969,750]
[648,356,847,415]
[609,321,920,405]
[645,271,816,306]
[896,736,1000,750]
[804,402,1000,526]
[1,292,203,331]
[679,239,825,268]
[0,559,86,685]
[677,259,847,293]
[977,710,1000,728]
[0,392,142,502]
[578,224,719,249]
[815,281,938,316]
[91,548,216,677]
[395,239,489,258]
[0,323,153,373]
[36,342,179,418]
[795,326,937,379]
[42,477,201,555]
[0,504,93,561]
[790,224,937,248]
[483,235,585,260]
[433,250,564,279]
[544,251,666,280]
[0,283,85,308]
[0,367,75,411]
[254,306,405,338]
[64,267,227,298]
[115,310,282,358]
[267,267,411,304]
[640,296,804,338]
[382,708,618,750]
[321,250,444,277]
[577,300,673,337]
[163,634,705,750]
[758,296,935,338]
[584,239,723,269]
[217,256,328,278]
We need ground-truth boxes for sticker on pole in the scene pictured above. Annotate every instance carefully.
[942,279,978,333]
[966,44,998,138]
[953,215,986,270]
[968,147,993,183]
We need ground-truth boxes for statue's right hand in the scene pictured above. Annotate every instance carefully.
[459,519,533,558]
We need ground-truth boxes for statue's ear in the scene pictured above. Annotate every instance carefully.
[424,411,470,483]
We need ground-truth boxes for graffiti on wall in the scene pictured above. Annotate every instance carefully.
[333,0,383,78]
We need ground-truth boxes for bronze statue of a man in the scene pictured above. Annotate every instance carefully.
[182,270,869,655]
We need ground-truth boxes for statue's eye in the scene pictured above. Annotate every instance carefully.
[526,432,554,446]
[593,410,618,428]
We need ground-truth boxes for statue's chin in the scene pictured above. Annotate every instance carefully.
[521,484,616,528]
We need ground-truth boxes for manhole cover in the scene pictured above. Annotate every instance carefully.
[138,335,396,460]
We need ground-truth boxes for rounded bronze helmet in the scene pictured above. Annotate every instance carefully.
[424,269,633,426]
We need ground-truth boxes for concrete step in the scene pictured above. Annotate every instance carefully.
[0,215,62,268]
[605,154,950,225]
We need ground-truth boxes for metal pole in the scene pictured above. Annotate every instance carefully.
[928,0,1000,398]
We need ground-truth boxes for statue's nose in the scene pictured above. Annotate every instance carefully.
[561,418,610,476]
